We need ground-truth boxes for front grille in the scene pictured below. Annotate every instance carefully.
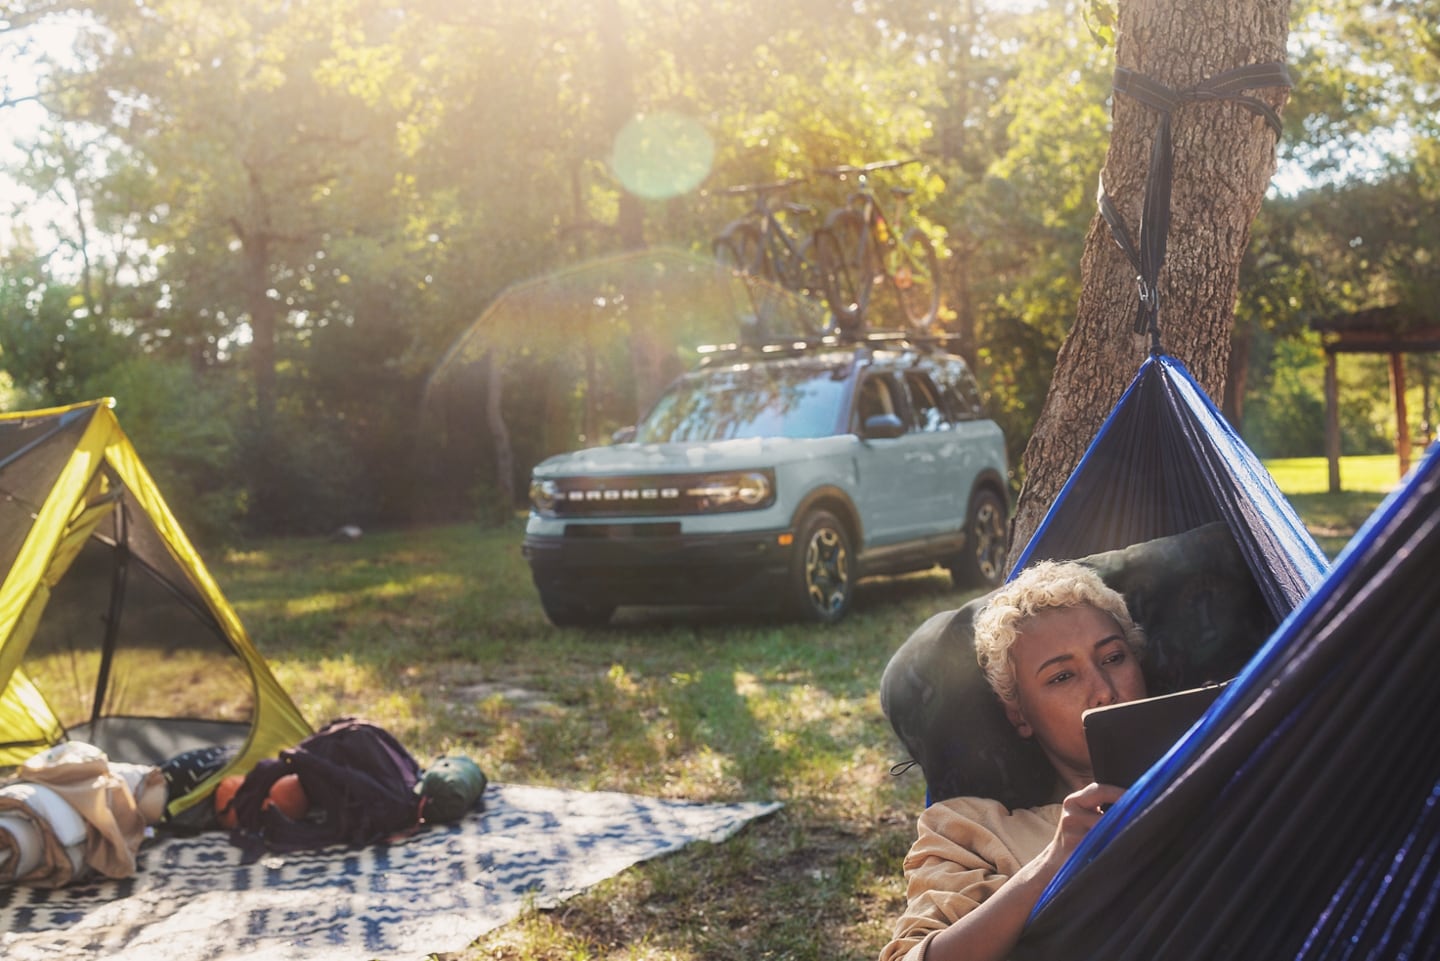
[545,472,772,518]
[549,475,696,517]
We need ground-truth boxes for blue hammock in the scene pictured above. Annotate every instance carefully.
[881,351,1440,958]
[1016,420,1440,959]
[951,55,1434,957]
[1012,352,1328,613]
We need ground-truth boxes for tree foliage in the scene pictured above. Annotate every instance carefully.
[0,0,1434,538]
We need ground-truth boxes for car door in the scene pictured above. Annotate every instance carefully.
[897,368,958,534]
[932,358,1003,520]
[850,370,931,546]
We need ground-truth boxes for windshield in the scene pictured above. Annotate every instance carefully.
[634,363,850,442]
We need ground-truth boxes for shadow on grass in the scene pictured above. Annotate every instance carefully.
[1284,490,1389,559]
[606,566,969,629]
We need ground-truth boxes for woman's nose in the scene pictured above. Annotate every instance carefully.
[1090,674,1120,708]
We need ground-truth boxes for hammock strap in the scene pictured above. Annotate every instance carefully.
[1097,62,1291,355]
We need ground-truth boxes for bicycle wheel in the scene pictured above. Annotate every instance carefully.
[816,209,877,333]
[713,222,764,277]
[767,229,806,293]
[795,236,839,336]
[893,227,941,332]
[784,231,829,296]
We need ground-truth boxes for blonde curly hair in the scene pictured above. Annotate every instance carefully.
[973,559,1145,702]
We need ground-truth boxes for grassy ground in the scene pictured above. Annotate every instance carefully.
[1263,453,1402,556]
[212,456,1390,961]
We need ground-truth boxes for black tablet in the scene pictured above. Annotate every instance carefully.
[1083,683,1229,788]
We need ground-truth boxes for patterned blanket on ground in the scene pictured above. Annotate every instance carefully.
[0,782,781,961]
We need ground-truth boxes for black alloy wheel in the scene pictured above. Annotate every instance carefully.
[949,489,1008,589]
[789,509,854,623]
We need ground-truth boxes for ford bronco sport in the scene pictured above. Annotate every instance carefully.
[522,334,1009,626]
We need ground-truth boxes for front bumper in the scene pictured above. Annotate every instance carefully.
[522,524,794,609]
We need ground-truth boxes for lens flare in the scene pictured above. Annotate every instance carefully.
[609,111,714,200]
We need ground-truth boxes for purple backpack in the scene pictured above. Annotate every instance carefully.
[227,717,422,854]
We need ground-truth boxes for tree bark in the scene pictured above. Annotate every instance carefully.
[243,232,278,428]
[1223,324,1251,426]
[1007,0,1291,565]
[482,351,516,505]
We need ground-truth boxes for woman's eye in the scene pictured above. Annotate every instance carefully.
[1046,671,1073,686]
[1102,650,1127,666]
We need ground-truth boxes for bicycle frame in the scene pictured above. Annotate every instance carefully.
[713,178,830,336]
[813,159,940,333]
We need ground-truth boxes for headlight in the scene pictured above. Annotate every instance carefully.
[685,470,775,512]
[529,478,560,514]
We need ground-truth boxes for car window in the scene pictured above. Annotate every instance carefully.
[904,371,950,432]
[935,359,987,421]
[853,373,902,432]
[635,363,848,442]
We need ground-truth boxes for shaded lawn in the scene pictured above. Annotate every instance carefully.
[210,456,1390,961]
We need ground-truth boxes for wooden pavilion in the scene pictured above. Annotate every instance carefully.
[1312,305,1440,492]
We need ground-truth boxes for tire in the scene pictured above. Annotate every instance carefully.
[893,227,941,333]
[538,589,615,628]
[949,489,1008,590]
[815,209,876,334]
[788,509,854,623]
[713,222,764,277]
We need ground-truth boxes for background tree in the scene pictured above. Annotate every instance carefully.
[1008,0,1292,560]
[2,0,1434,544]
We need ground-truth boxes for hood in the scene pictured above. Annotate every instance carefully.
[533,435,854,477]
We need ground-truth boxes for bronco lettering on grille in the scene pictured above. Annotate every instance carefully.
[566,487,680,501]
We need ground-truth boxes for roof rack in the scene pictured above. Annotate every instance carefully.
[695,327,960,364]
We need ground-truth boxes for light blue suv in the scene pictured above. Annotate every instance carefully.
[522,336,1009,626]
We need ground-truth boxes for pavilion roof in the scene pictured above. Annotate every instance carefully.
[1312,304,1440,353]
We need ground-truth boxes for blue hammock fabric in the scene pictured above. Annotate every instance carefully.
[1012,353,1328,617]
[1017,441,1440,960]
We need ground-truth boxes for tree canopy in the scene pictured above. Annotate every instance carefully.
[0,0,1434,539]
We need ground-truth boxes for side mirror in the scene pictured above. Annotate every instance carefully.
[611,425,637,444]
[862,413,905,439]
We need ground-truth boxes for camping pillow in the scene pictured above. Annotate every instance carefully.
[880,521,1275,809]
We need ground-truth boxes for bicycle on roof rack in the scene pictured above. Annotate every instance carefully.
[811,159,942,335]
[712,177,833,335]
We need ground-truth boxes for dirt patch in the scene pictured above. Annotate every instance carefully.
[456,681,560,713]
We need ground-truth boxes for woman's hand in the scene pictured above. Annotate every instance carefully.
[927,784,1126,961]
[1051,782,1125,858]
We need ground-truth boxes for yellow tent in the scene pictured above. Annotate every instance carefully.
[0,399,311,817]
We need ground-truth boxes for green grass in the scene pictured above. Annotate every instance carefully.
[206,455,1389,961]
[1262,453,1401,495]
[1264,454,1400,557]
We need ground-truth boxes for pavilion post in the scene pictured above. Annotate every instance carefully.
[1325,349,1341,493]
[1391,352,1411,479]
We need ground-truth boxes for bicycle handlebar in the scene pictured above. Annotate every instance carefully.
[719,176,806,196]
[813,158,922,178]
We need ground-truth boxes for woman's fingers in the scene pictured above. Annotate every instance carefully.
[1069,782,1126,814]
[1056,783,1127,849]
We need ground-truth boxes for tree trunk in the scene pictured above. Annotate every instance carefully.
[1223,324,1251,426]
[596,0,672,419]
[482,351,516,505]
[1007,0,1290,565]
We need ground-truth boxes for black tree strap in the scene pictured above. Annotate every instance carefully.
[1097,62,1292,354]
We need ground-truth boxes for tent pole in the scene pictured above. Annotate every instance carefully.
[90,503,129,728]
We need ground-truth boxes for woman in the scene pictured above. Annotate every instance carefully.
[880,560,1148,961]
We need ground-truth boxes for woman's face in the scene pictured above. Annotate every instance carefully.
[1004,604,1148,792]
